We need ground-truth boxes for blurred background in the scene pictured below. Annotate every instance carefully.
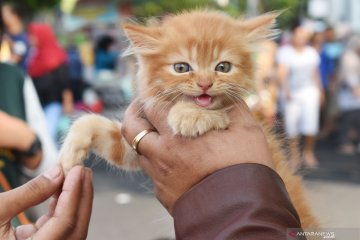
[1,0,360,239]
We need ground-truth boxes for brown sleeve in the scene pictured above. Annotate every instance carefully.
[172,163,304,240]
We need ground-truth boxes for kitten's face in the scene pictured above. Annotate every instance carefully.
[123,11,277,109]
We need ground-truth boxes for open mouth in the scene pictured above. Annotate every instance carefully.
[193,94,213,107]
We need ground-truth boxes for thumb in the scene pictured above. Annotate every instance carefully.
[0,165,64,220]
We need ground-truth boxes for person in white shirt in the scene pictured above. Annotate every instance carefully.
[277,26,323,169]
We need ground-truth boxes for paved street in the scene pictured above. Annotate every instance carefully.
[86,164,175,240]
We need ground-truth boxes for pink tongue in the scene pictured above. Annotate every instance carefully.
[194,95,212,107]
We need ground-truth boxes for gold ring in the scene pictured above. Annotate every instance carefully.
[132,129,154,154]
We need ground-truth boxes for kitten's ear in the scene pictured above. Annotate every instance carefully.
[122,23,161,55]
[239,11,282,42]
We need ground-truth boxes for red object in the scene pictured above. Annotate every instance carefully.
[89,100,104,113]
[75,100,103,113]
[27,23,68,78]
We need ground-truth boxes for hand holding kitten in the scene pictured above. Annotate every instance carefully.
[122,99,273,213]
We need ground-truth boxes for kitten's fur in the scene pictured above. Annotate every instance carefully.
[59,10,319,228]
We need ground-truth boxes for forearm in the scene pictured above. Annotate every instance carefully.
[62,89,74,114]
[0,112,42,169]
[173,164,303,240]
[0,112,35,151]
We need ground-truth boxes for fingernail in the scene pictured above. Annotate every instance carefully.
[43,166,61,180]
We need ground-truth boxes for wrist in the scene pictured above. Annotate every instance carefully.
[17,132,36,151]
[16,135,42,157]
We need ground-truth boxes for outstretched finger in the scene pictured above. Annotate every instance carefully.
[0,166,63,219]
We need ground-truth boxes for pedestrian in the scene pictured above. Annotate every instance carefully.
[277,25,323,169]
[1,3,30,70]
[27,23,74,146]
[95,34,118,71]
[1,7,43,225]
[312,27,343,137]
[336,36,360,155]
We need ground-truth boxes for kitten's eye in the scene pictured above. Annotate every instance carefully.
[215,61,232,73]
[174,63,191,73]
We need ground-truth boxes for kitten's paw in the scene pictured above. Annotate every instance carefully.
[168,105,230,137]
[59,114,106,172]
[59,121,92,172]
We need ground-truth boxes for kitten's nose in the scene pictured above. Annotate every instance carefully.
[197,82,213,92]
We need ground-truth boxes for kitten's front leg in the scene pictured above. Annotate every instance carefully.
[59,114,139,172]
[168,101,230,137]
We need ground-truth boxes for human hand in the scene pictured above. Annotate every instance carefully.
[122,99,273,213]
[0,165,93,240]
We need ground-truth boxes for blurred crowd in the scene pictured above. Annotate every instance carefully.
[252,23,360,170]
[0,3,134,149]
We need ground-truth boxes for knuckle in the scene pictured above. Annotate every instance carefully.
[120,124,127,136]
[26,178,45,195]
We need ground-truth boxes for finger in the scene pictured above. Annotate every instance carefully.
[15,224,37,240]
[34,166,85,239]
[122,99,160,156]
[34,196,58,229]
[228,102,258,129]
[47,196,59,217]
[73,168,93,238]
[0,166,63,219]
[143,101,172,134]
[35,214,51,229]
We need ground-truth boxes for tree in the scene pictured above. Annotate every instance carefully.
[131,0,218,21]
[258,0,307,29]
[10,0,60,10]
[130,0,306,29]
[4,0,60,19]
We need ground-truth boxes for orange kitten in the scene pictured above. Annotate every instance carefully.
[59,10,319,228]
